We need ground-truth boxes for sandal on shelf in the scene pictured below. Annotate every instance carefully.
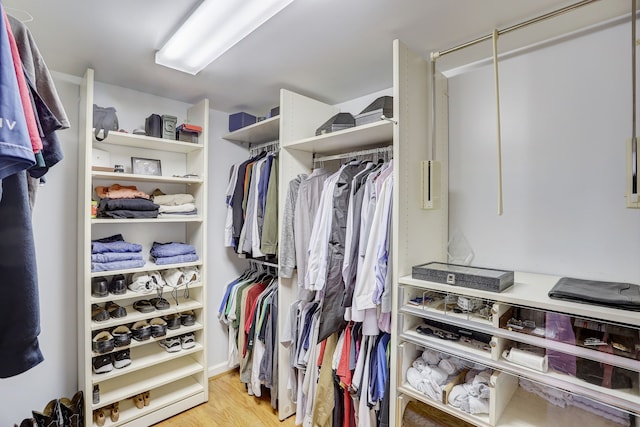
[91,304,110,322]
[133,299,154,313]
[143,390,150,406]
[150,297,170,310]
[106,301,127,318]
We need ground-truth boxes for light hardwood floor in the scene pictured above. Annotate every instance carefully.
[153,370,297,427]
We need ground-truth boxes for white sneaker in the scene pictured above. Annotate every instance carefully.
[159,337,181,353]
[180,333,196,350]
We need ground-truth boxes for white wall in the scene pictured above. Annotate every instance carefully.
[0,74,80,425]
[0,74,246,425]
[448,20,640,282]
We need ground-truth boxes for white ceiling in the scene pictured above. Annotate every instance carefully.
[3,0,618,115]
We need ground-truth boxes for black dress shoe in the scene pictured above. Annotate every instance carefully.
[91,277,108,298]
[109,274,127,295]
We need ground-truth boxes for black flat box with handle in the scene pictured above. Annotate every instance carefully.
[412,262,514,293]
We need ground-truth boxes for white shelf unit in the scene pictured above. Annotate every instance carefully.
[77,68,209,426]
[396,274,640,425]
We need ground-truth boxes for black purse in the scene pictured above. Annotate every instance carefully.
[145,114,162,138]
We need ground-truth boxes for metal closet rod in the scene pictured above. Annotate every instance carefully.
[249,139,279,155]
[431,0,599,60]
[248,258,278,268]
[313,145,393,164]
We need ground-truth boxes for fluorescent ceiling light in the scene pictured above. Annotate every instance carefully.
[156,0,296,75]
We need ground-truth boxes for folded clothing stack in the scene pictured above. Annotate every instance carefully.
[447,369,491,415]
[152,192,197,216]
[92,234,145,272]
[405,349,473,402]
[95,184,159,219]
[150,241,198,265]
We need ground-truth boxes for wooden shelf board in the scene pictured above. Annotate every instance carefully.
[92,216,203,224]
[398,384,491,427]
[94,377,204,426]
[399,272,640,327]
[94,357,204,408]
[222,116,280,144]
[90,298,202,332]
[89,261,202,279]
[91,322,203,357]
[92,171,203,184]
[283,120,393,154]
[93,131,203,153]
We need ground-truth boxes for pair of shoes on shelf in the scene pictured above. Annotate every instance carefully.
[133,297,169,313]
[32,391,83,427]
[158,333,195,353]
[132,391,150,409]
[92,349,131,373]
[91,301,126,321]
[161,310,195,330]
[131,318,168,340]
[92,274,127,297]
[94,401,119,425]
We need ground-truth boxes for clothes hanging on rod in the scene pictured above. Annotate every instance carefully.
[281,151,394,426]
[218,264,279,405]
[224,150,279,259]
[0,3,69,378]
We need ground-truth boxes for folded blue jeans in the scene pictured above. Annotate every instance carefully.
[150,242,196,257]
[153,253,199,265]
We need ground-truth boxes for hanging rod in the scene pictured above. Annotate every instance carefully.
[248,258,279,269]
[249,139,279,156]
[431,0,599,60]
[313,145,393,165]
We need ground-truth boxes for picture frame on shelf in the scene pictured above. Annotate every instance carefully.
[131,157,162,176]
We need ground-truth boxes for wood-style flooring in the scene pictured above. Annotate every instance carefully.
[153,370,297,427]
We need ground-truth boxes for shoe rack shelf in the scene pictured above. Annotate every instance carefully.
[397,273,640,425]
[78,68,209,426]
[89,261,202,279]
[90,298,203,332]
[90,280,203,304]
[92,343,204,384]
[91,322,203,357]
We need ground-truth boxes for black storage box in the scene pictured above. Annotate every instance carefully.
[412,262,514,293]
[315,112,355,136]
[229,112,256,132]
[355,95,393,126]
